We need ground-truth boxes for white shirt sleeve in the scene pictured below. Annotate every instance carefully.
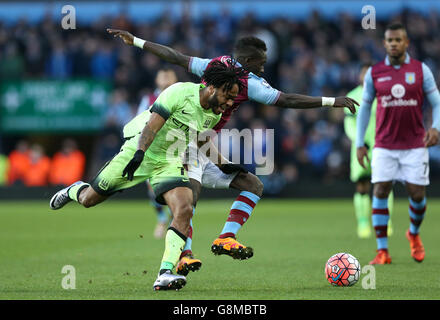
[188,57,212,77]
[247,74,281,105]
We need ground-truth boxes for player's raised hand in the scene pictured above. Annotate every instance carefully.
[107,28,134,45]
[424,128,439,147]
[333,96,359,114]
[356,146,370,169]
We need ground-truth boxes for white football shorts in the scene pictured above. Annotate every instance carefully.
[185,142,238,189]
[371,147,430,186]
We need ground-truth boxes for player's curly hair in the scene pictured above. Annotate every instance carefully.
[201,60,248,92]
[234,36,267,59]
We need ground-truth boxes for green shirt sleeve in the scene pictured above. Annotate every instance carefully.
[150,83,182,120]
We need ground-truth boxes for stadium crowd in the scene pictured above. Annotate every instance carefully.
[1,8,440,192]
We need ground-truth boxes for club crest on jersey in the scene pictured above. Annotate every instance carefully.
[391,83,405,98]
[405,72,415,84]
[203,119,211,128]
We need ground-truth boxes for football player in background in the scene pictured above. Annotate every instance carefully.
[344,63,394,239]
[357,23,440,265]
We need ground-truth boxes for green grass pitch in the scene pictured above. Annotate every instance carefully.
[0,198,439,300]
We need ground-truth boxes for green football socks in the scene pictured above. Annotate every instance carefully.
[67,182,90,202]
[354,192,372,238]
[159,227,186,273]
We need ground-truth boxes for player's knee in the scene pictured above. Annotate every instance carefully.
[356,180,370,194]
[174,203,193,219]
[374,189,388,199]
[171,203,193,234]
[410,193,425,203]
[253,177,264,197]
[374,183,391,198]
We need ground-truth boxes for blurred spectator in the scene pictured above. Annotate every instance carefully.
[0,42,25,80]
[1,7,440,188]
[7,140,30,185]
[105,89,134,130]
[45,40,72,79]
[49,139,86,186]
[91,40,117,79]
[305,121,333,177]
[137,68,178,114]
[23,144,51,187]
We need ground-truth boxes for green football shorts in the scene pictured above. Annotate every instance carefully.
[349,143,372,183]
[90,137,191,205]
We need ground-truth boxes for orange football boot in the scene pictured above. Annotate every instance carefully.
[176,255,202,276]
[406,230,425,263]
[369,249,392,265]
[211,237,253,260]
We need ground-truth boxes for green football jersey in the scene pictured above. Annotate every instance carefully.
[344,85,377,147]
[123,82,221,162]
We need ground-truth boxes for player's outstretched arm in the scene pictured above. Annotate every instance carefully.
[275,92,358,114]
[107,28,191,69]
[122,112,166,181]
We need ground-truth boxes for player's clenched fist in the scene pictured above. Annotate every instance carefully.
[122,150,145,181]
[107,28,134,45]
[356,146,370,169]
[334,96,359,115]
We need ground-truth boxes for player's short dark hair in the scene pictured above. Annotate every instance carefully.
[201,60,248,92]
[385,22,406,32]
[234,36,267,59]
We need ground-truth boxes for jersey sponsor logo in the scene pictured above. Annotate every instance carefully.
[381,95,417,107]
[405,72,416,84]
[391,83,405,98]
[377,76,392,82]
[171,117,190,132]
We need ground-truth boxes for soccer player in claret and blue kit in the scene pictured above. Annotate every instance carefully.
[356,23,440,265]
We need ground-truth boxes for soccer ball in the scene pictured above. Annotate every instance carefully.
[325,253,361,287]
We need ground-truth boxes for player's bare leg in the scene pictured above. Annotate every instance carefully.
[77,186,108,208]
[405,183,426,262]
[50,181,107,210]
[369,181,393,265]
[153,186,193,291]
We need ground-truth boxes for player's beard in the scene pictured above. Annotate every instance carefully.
[208,92,223,114]
[388,47,405,64]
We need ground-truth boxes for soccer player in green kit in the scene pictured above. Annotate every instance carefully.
[49,61,247,291]
[344,63,393,239]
